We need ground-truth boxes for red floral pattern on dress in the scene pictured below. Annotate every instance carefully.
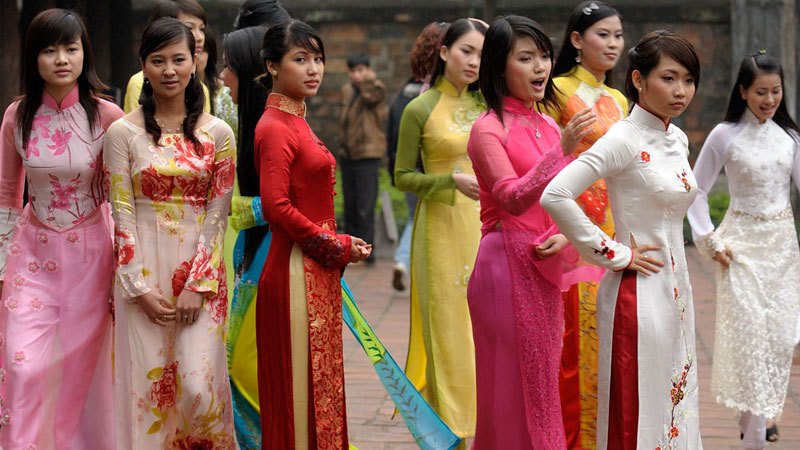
[42,259,57,272]
[301,232,347,269]
[174,174,209,212]
[171,259,193,297]
[173,436,214,450]
[187,244,218,289]
[139,165,173,202]
[211,157,235,200]
[115,228,136,266]
[676,169,692,192]
[641,151,651,162]
[49,174,80,210]
[593,240,615,260]
[149,361,180,410]
[27,261,40,275]
[208,274,228,325]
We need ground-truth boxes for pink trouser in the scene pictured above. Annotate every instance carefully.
[0,204,114,450]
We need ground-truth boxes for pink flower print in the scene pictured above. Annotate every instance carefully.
[37,231,49,245]
[27,261,40,275]
[30,298,43,312]
[66,232,79,244]
[12,351,25,365]
[0,367,6,383]
[49,175,79,210]
[32,115,51,138]
[0,334,5,348]
[24,444,36,450]
[16,216,29,228]
[8,242,20,256]
[24,136,40,159]
[4,298,18,311]
[12,274,25,288]
[42,259,57,272]
[47,129,72,156]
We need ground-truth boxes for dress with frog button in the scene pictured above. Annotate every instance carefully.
[542,104,703,450]
[0,85,122,449]
[687,109,800,421]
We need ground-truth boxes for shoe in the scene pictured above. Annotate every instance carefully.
[392,263,406,291]
[766,424,779,442]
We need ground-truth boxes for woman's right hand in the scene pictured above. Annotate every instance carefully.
[453,173,479,200]
[350,237,372,263]
[712,249,733,267]
[627,234,664,276]
[133,291,176,326]
[560,108,596,156]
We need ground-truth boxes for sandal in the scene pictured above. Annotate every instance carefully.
[766,424,779,442]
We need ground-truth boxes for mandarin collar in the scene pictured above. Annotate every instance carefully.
[435,76,467,98]
[266,93,307,118]
[503,96,537,116]
[742,107,768,126]
[42,84,79,111]
[629,104,671,132]
[569,64,604,88]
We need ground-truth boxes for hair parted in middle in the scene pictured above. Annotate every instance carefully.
[625,30,700,107]
[138,17,205,149]
[260,19,325,91]
[553,1,621,80]
[431,17,488,91]
[479,14,560,122]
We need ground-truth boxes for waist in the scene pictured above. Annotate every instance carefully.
[727,206,793,222]
[26,203,108,232]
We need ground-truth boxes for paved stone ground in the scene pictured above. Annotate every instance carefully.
[341,247,800,449]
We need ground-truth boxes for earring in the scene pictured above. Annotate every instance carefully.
[638,87,643,92]
[575,50,581,64]
[144,78,150,85]
[191,72,196,80]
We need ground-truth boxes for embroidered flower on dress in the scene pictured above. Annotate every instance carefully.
[16,216,29,228]
[12,351,25,365]
[36,232,48,245]
[12,274,25,288]
[27,261,40,275]
[8,242,20,256]
[42,260,57,272]
[641,151,651,162]
[0,368,5,383]
[66,232,79,244]
[676,169,692,192]
[593,240,615,260]
[4,298,18,311]
[0,334,5,348]
[30,298,43,311]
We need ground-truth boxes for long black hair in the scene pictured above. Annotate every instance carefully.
[430,18,488,91]
[148,0,207,26]
[625,30,700,107]
[17,8,108,150]
[553,1,621,81]
[202,31,220,114]
[138,18,205,149]
[224,26,269,270]
[233,0,291,30]
[480,15,560,122]
[723,52,800,136]
[260,20,326,92]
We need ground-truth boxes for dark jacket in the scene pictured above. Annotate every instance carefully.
[339,78,388,160]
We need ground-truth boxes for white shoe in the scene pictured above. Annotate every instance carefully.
[392,263,406,291]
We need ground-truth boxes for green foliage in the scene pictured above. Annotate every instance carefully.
[707,192,730,227]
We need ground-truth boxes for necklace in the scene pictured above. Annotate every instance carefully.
[155,116,185,134]
[534,112,541,139]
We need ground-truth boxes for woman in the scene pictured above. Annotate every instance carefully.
[394,17,487,440]
[0,9,122,448]
[106,18,236,447]
[547,2,626,448]
[687,52,800,450]
[254,20,371,449]
[123,0,211,114]
[467,15,599,449]
[542,30,703,450]
[219,25,270,449]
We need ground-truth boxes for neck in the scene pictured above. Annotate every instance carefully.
[637,102,670,129]
[444,75,466,94]
[580,63,606,83]
[153,93,187,118]
[44,82,77,107]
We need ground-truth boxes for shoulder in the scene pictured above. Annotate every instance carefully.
[97,98,125,127]
[1,100,21,125]
[403,91,439,120]
[470,110,500,134]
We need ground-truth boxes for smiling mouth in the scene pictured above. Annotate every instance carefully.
[531,78,545,89]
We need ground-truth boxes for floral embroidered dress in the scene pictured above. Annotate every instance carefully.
[467,97,602,450]
[255,93,352,449]
[546,64,628,450]
[105,115,236,448]
[0,85,122,449]
[542,105,703,450]
[394,77,485,438]
[687,109,800,419]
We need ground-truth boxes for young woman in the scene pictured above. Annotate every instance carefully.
[105,18,236,447]
[547,2,626,447]
[394,17,487,439]
[467,15,600,449]
[687,52,800,450]
[254,20,371,449]
[0,9,123,448]
[219,25,270,449]
[542,30,703,450]
[123,0,211,114]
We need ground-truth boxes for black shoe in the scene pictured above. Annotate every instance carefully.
[766,424,779,442]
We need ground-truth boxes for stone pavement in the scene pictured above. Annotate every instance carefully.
[340,247,800,449]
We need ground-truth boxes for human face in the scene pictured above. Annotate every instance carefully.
[741,72,782,123]
[220,55,239,104]
[505,36,552,108]
[142,38,196,102]
[38,38,84,99]
[176,12,205,56]
[347,64,369,85]
[268,44,324,102]
[440,29,484,92]
[634,55,696,125]
[572,15,623,81]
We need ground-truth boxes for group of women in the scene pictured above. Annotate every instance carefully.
[0,0,796,450]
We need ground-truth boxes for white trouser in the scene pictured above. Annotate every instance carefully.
[739,412,766,449]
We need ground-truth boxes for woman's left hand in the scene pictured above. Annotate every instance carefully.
[535,234,569,259]
[175,290,205,326]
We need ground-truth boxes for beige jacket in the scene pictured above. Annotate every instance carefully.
[339,78,388,160]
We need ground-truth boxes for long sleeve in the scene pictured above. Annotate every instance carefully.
[468,115,569,216]
[258,119,352,270]
[123,72,144,114]
[104,122,151,299]
[394,98,457,205]
[541,128,635,270]
[686,124,730,249]
[184,125,236,294]
[791,134,800,195]
[230,195,266,231]
[0,104,25,280]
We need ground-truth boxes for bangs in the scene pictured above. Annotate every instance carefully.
[289,32,325,61]
[36,12,83,49]
[515,25,553,56]
[659,38,700,85]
